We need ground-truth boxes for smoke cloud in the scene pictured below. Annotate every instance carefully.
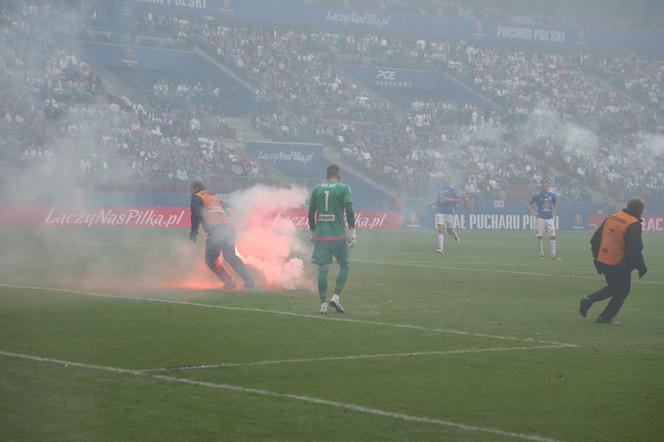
[561,124,600,158]
[228,185,313,290]
[638,132,664,156]
[0,5,215,296]
[519,103,600,158]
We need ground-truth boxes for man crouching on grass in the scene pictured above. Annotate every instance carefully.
[189,180,254,289]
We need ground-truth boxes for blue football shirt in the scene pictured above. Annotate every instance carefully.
[435,185,459,214]
[529,191,557,220]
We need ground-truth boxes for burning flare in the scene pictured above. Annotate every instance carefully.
[229,185,312,290]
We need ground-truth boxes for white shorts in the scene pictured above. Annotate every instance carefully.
[535,218,556,237]
[435,213,456,229]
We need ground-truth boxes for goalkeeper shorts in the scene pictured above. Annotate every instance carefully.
[312,239,349,267]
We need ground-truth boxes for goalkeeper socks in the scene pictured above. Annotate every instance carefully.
[550,239,557,257]
[538,238,544,256]
[437,233,444,250]
[317,267,329,302]
[334,266,349,296]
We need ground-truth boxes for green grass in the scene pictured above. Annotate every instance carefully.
[1,226,663,441]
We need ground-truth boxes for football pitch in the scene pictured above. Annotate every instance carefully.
[1,226,663,441]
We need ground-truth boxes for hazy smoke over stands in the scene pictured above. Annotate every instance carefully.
[639,133,664,156]
[0,5,206,293]
[519,104,600,158]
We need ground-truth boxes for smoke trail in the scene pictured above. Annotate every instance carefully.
[562,124,599,158]
[228,185,312,290]
[638,132,664,156]
[519,103,600,158]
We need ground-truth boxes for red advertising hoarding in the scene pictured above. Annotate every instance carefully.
[589,213,664,232]
[0,206,402,230]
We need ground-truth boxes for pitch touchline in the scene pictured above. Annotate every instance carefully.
[354,260,664,286]
[0,350,563,442]
[0,283,577,347]
[140,344,571,373]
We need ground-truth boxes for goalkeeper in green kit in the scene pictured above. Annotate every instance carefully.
[308,164,356,314]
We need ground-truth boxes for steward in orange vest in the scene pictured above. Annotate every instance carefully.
[592,208,645,274]
[191,188,231,232]
[190,181,254,289]
[580,198,647,324]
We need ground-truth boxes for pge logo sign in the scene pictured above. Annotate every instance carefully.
[376,70,397,81]
[374,69,413,88]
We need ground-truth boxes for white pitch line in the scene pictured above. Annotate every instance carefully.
[0,349,563,442]
[0,282,577,347]
[140,344,571,373]
[354,260,664,286]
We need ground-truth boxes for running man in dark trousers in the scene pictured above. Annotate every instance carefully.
[308,164,356,314]
[579,198,647,324]
[189,181,254,289]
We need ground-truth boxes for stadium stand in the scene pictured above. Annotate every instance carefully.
[1,0,663,203]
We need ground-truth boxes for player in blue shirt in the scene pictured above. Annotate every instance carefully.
[526,180,560,259]
[428,176,460,253]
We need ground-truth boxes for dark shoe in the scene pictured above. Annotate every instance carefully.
[224,280,237,290]
[596,316,619,325]
[579,298,592,318]
[243,281,255,289]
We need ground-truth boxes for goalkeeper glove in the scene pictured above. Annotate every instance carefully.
[189,231,198,243]
[638,265,648,279]
[347,228,357,248]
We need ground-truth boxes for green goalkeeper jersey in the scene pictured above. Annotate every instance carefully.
[309,181,352,240]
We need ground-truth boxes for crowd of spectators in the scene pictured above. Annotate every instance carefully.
[0,4,267,187]
[594,54,664,115]
[3,1,664,201]
[201,23,396,123]
[194,20,663,198]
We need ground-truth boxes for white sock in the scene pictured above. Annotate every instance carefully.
[538,238,544,256]
[438,233,444,250]
[550,239,556,257]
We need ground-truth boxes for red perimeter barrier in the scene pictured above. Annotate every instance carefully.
[589,213,664,232]
[0,206,403,230]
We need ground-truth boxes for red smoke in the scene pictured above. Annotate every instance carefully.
[22,185,313,295]
[230,185,312,290]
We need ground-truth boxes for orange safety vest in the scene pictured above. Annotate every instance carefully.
[597,210,640,266]
[195,190,231,226]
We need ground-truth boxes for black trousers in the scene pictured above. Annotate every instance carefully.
[205,224,253,286]
[588,269,631,320]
